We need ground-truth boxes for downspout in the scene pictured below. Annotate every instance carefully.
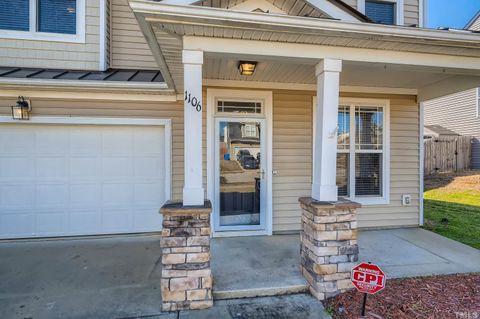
[419,101,425,226]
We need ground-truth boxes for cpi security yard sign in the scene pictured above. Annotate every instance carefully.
[351,262,386,316]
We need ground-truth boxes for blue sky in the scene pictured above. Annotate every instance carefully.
[427,0,480,29]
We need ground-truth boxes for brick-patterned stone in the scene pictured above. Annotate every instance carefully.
[160,200,213,311]
[299,197,360,301]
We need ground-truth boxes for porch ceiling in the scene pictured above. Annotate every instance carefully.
[204,56,457,90]
[129,0,480,100]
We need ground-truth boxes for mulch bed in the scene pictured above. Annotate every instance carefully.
[324,274,480,319]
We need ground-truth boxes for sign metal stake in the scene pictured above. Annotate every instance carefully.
[361,292,368,316]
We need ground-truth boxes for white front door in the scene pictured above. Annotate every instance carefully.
[213,118,267,233]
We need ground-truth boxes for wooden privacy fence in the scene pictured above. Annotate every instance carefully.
[424,136,472,174]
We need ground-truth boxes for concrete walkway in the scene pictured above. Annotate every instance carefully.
[359,228,480,278]
[1,228,479,319]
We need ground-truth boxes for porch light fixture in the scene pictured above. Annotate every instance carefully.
[238,61,257,76]
[11,96,31,120]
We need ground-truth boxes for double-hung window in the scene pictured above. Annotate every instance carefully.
[0,0,84,42]
[358,0,403,26]
[336,99,390,204]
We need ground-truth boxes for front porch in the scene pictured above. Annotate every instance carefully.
[211,228,480,299]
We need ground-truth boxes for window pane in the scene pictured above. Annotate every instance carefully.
[337,105,350,150]
[0,0,29,31]
[38,0,77,34]
[366,0,395,25]
[337,153,349,197]
[355,153,382,196]
[355,106,383,150]
[217,100,262,114]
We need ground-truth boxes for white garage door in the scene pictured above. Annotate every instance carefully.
[0,123,168,239]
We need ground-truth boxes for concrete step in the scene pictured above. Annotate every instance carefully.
[213,284,309,300]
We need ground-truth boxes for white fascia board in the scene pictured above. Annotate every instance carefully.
[185,36,480,71]
[304,0,362,22]
[130,1,480,44]
[0,78,169,90]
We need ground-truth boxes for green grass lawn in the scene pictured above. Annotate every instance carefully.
[423,189,480,249]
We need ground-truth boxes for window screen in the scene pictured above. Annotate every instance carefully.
[355,153,382,196]
[0,0,29,31]
[365,0,395,25]
[217,100,262,114]
[337,153,349,197]
[38,0,77,34]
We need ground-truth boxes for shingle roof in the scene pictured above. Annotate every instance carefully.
[0,67,165,83]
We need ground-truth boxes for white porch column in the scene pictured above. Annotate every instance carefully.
[312,59,342,202]
[182,50,205,206]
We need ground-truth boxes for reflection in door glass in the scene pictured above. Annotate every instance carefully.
[219,121,261,226]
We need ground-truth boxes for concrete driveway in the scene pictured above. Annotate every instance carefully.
[0,235,173,319]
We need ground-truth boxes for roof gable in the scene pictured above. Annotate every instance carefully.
[191,0,369,22]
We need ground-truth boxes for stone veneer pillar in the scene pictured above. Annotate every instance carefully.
[299,197,361,300]
[159,200,213,311]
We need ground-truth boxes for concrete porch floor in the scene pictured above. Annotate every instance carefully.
[211,228,480,298]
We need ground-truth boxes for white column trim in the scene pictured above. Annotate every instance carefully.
[419,102,424,225]
[312,59,342,202]
[182,50,205,206]
[99,0,107,71]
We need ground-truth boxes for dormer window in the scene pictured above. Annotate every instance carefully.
[0,0,84,42]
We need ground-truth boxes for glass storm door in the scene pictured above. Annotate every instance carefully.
[214,118,266,232]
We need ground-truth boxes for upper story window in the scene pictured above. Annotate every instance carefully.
[0,0,84,42]
[365,0,395,25]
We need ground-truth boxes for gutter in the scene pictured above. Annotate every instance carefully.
[0,77,172,92]
[129,1,480,47]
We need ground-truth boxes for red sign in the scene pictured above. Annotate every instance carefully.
[351,263,386,294]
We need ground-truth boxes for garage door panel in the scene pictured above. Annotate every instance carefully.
[36,213,68,236]
[37,184,69,206]
[102,183,134,205]
[0,123,168,239]
[1,213,35,237]
[1,185,35,208]
[36,157,68,180]
[70,158,101,179]
[70,184,102,206]
[35,130,69,154]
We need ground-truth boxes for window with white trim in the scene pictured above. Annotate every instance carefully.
[0,0,84,42]
[358,0,403,26]
[336,102,389,203]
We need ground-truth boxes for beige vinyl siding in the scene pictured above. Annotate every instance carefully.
[0,0,100,70]
[424,89,480,169]
[0,97,184,200]
[0,87,420,231]
[110,0,158,69]
[404,0,419,26]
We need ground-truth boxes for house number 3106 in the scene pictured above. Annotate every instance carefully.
[185,91,201,112]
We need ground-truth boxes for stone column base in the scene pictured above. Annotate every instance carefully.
[299,197,361,300]
[159,200,213,311]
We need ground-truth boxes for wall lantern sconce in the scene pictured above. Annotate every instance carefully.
[238,61,257,76]
[11,96,31,120]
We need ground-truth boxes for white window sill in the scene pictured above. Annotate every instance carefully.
[343,196,390,206]
[0,30,85,43]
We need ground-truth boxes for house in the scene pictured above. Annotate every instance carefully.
[424,11,480,169]
[1,0,480,311]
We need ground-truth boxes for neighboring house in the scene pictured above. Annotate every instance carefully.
[424,125,459,139]
[424,12,480,169]
[0,0,479,242]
